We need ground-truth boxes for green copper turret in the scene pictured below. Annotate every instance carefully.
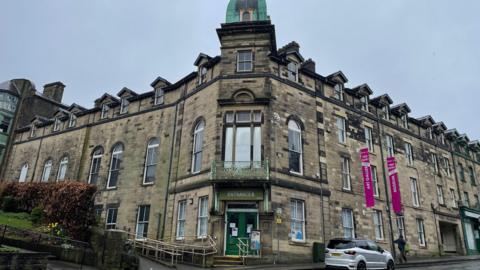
[226,0,268,23]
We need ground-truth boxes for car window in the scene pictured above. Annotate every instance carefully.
[356,240,370,250]
[327,240,355,249]
[367,241,380,252]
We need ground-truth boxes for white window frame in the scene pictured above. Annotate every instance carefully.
[199,66,208,84]
[443,158,451,177]
[143,138,159,185]
[101,104,109,119]
[290,199,306,242]
[371,165,379,197]
[106,207,118,230]
[53,117,61,132]
[154,88,165,105]
[192,121,205,174]
[396,216,406,239]
[431,153,439,173]
[410,177,420,207]
[107,144,123,189]
[68,114,77,128]
[197,197,209,238]
[386,135,394,157]
[336,117,346,143]
[405,142,414,166]
[120,97,129,114]
[30,125,36,138]
[463,192,470,207]
[341,157,351,191]
[288,120,303,175]
[416,219,426,247]
[176,200,187,240]
[135,205,150,239]
[382,106,390,120]
[437,185,445,205]
[360,96,369,111]
[41,160,53,182]
[237,50,253,72]
[88,148,103,185]
[342,208,355,239]
[373,210,384,240]
[450,189,458,208]
[19,164,28,183]
[56,156,68,181]
[364,127,374,152]
[334,84,344,101]
[401,114,409,129]
[287,62,299,82]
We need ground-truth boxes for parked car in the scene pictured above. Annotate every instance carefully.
[325,238,395,270]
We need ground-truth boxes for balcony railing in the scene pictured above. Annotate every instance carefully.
[210,160,269,181]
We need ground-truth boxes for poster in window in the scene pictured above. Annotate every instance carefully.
[232,227,238,237]
[250,230,261,251]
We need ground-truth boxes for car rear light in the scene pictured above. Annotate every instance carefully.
[344,250,357,256]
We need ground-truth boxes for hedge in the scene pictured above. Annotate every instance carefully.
[0,182,97,240]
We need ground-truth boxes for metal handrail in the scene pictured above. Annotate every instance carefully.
[237,237,250,265]
[118,231,217,267]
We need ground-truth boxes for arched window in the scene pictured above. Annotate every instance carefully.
[19,164,28,183]
[192,120,205,173]
[89,147,103,184]
[144,138,160,184]
[288,120,303,174]
[107,144,123,189]
[56,156,69,181]
[41,159,53,182]
[242,11,251,22]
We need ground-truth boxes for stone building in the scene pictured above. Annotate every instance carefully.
[0,80,66,178]
[3,0,480,263]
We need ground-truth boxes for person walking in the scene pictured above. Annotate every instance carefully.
[394,235,407,263]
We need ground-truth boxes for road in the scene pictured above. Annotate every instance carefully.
[405,261,480,270]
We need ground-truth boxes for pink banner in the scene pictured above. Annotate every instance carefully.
[360,148,375,208]
[387,157,403,214]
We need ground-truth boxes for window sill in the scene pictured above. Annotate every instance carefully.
[289,171,303,176]
[342,189,354,194]
[106,187,118,191]
[289,240,308,246]
[236,70,253,74]
[142,183,155,187]
[406,164,416,169]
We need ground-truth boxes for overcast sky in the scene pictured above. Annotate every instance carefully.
[1,0,479,139]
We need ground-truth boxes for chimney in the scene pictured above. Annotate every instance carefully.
[43,82,65,103]
[302,59,316,73]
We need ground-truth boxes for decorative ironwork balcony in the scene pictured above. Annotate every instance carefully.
[210,160,269,181]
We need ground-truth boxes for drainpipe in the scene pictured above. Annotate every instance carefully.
[375,110,396,260]
[161,100,180,240]
[450,149,469,255]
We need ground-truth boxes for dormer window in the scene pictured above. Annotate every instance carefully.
[199,66,208,84]
[53,117,61,132]
[237,50,253,72]
[30,125,36,138]
[334,84,344,101]
[427,128,433,140]
[154,88,164,105]
[120,98,129,114]
[241,10,252,22]
[381,106,390,120]
[401,115,409,129]
[360,96,369,111]
[101,104,109,119]
[287,62,299,82]
[68,114,77,128]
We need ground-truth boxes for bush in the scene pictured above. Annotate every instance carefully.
[2,196,18,212]
[30,206,44,224]
[0,182,97,240]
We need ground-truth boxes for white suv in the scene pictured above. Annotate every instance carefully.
[325,238,395,270]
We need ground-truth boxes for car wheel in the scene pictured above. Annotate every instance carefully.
[357,261,367,270]
[386,260,395,270]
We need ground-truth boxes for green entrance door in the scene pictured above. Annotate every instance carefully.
[225,212,257,256]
